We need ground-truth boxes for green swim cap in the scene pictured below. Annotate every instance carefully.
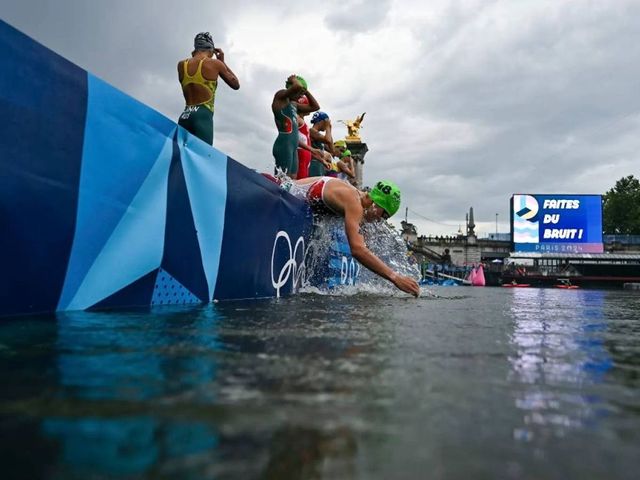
[286,75,308,90]
[369,180,401,217]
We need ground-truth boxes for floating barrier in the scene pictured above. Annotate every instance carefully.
[472,264,486,287]
[466,264,486,287]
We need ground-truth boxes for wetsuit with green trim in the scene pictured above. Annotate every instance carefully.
[272,102,299,176]
[178,59,217,145]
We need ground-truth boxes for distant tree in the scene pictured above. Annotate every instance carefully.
[603,175,640,234]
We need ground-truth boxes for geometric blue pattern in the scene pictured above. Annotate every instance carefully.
[151,269,201,306]
[0,18,316,317]
[178,128,227,300]
[0,20,87,316]
[58,75,177,310]
[88,269,159,312]
[213,160,314,299]
[64,137,173,311]
[159,134,210,303]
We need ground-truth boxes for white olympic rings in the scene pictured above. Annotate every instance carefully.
[271,231,307,298]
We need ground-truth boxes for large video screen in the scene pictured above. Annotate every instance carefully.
[511,194,603,253]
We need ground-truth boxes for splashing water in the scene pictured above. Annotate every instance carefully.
[356,221,436,297]
[274,168,294,191]
[362,221,420,279]
[271,171,434,298]
[301,215,435,298]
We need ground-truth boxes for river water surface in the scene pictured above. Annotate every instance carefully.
[1,287,639,479]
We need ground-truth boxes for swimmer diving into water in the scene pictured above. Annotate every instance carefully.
[290,177,421,297]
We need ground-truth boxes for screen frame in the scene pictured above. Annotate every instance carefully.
[510,193,604,253]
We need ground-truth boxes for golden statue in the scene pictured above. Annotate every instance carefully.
[339,112,366,141]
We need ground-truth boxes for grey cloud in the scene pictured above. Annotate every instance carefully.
[211,64,337,173]
[416,3,640,127]
[324,0,391,33]
[1,0,231,111]
[2,1,638,237]
[369,2,640,234]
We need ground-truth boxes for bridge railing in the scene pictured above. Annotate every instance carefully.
[603,234,640,245]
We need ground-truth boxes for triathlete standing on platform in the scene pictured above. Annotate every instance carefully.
[272,75,320,179]
[309,112,335,177]
[290,177,420,297]
[295,95,327,179]
[177,32,239,145]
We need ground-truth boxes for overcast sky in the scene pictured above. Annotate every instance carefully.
[2,0,639,236]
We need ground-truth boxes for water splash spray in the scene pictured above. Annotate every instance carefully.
[302,216,436,298]
[272,171,436,297]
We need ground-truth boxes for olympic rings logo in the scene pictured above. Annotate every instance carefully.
[271,231,307,298]
[340,256,361,285]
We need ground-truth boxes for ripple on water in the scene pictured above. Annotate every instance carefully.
[1,288,639,479]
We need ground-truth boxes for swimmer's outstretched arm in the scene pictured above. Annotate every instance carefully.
[342,197,420,297]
